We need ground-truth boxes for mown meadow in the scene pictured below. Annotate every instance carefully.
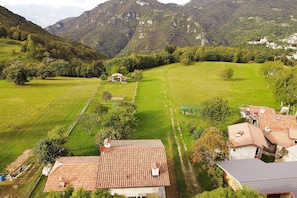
[0,61,278,198]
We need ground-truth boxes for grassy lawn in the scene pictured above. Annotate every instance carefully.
[0,77,100,172]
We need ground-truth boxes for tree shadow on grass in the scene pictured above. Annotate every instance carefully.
[229,77,247,81]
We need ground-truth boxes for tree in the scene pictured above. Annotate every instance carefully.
[273,67,297,108]
[102,90,112,102]
[34,138,69,165]
[95,127,121,147]
[3,61,35,85]
[46,187,124,198]
[199,97,234,127]
[77,113,100,135]
[47,125,66,139]
[95,102,137,147]
[71,187,91,198]
[132,69,143,81]
[195,186,265,198]
[102,102,137,139]
[192,127,228,174]
[92,103,109,115]
[259,61,284,89]
[39,64,56,79]
[220,68,234,80]
[165,44,177,54]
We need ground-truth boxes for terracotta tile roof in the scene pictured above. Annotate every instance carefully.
[228,122,268,148]
[97,140,170,188]
[44,156,99,192]
[264,131,294,148]
[44,139,170,192]
[246,106,297,147]
[248,106,297,131]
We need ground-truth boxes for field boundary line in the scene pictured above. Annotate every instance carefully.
[132,81,138,104]
[66,82,101,136]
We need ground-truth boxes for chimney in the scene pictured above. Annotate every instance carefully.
[236,131,244,137]
[265,126,271,133]
[59,176,65,187]
[104,138,111,148]
[151,162,160,178]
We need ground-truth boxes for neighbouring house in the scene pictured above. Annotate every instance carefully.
[217,158,297,197]
[228,122,268,160]
[240,106,297,157]
[44,139,170,198]
[109,73,126,83]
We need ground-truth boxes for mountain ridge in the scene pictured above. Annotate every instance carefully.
[45,0,297,57]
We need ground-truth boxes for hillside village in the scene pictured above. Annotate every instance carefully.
[219,105,297,197]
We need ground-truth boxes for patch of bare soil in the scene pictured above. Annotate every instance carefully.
[111,96,125,101]
[6,149,32,173]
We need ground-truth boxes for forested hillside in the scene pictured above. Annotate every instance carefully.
[46,0,297,58]
[0,6,107,80]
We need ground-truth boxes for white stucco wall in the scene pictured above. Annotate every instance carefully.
[230,145,258,160]
[283,152,297,162]
[110,186,166,198]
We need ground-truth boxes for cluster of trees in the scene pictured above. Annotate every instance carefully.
[34,126,68,165]
[45,186,124,198]
[259,61,297,112]
[1,58,106,84]
[195,186,265,198]
[94,101,137,147]
[104,45,295,75]
[188,97,236,190]
[77,99,137,147]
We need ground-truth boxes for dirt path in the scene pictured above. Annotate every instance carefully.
[170,108,202,196]
[6,149,32,173]
[163,67,202,197]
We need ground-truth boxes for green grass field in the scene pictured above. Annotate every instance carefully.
[0,61,279,197]
[0,77,100,172]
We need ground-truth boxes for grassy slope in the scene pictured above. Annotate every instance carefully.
[0,77,100,172]
[0,39,25,61]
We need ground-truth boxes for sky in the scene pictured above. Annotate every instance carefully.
[0,0,190,10]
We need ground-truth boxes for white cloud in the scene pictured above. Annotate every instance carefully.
[0,0,106,9]
[0,0,189,9]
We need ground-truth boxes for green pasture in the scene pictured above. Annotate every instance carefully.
[0,77,100,172]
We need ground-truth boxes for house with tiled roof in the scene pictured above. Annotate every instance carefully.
[228,122,268,160]
[217,158,297,197]
[44,139,170,197]
[240,106,297,157]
